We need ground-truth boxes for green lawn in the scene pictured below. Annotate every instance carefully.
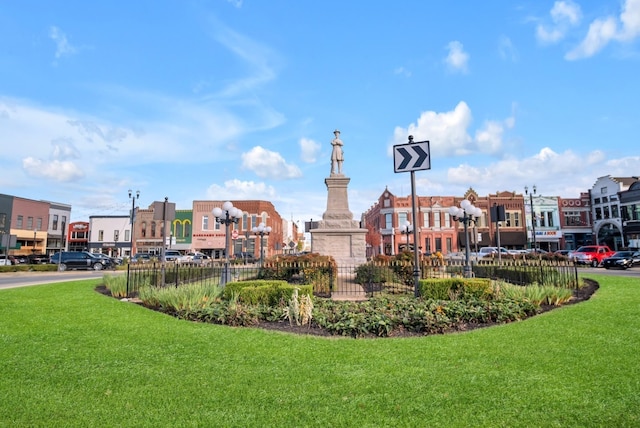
[0,274,638,427]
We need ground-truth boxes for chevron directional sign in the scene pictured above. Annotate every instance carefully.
[393,140,431,173]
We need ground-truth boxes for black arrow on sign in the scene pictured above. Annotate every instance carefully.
[412,145,428,168]
[397,145,429,170]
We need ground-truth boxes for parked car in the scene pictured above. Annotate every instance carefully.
[234,252,256,263]
[28,254,49,264]
[602,251,640,269]
[554,250,570,257]
[90,253,118,268]
[14,255,28,264]
[477,247,510,258]
[177,252,209,264]
[131,253,152,263]
[0,255,16,266]
[163,250,182,262]
[569,245,615,267]
[49,251,114,271]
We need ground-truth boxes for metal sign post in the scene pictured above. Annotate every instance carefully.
[393,136,431,297]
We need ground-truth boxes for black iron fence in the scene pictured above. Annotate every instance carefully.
[124,258,579,299]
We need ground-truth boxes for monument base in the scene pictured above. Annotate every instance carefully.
[310,225,367,266]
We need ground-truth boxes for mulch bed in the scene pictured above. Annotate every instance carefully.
[96,279,599,339]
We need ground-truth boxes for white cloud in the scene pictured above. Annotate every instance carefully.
[498,36,518,61]
[22,157,84,181]
[206,178,277,200]
[393,66,412,77]
[565,17,618,60]
[619,0,640,40]
[391,101,515,158]
[536,0,582,44]
[445,147,610,197]
[557,0,640,60]
[444,41,469,73]
[299,137,321,163]
[49,26,77,59]
[241,146,302,179]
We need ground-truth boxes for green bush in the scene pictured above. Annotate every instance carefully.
[419,278,492,300]
[223,280,313,306]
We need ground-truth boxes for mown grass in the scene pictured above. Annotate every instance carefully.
[0,274,638,427]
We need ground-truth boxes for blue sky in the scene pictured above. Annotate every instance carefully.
[1,0,639,224]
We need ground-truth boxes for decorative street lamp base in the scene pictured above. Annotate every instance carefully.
[463,265,473,278]
[221,262,232,287]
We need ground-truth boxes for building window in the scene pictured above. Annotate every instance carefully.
[446,237,452,253]
[184,222,191,237]
[444,213,451,228]
[424,238,431,253]
[52,214,58,231]
[242,213,248,230]
[398,212,408,227]
[600,187,607,194]
[594,198,601,205]
[434,212,441,228]
[595,207,602,220]
[114,230,119,241]
[435,237,442,252]
[27,216,33,229]
[141,222,147,237]
[202,216,209,230]
[564,211,581,226]
[251,215,257,229]
[124,230,130,241]
[37,218,42,230]
[151,222,157,237]
[384,213,392,229]
[17,215,23,228]
[612,205,619,218]
[423,212,430,228]
[603,206,610,219]
[0,213,6,230]
[98,230,104,241]
[384,199,390,207]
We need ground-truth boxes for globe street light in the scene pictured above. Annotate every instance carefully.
[525,185,537,252]
[449,199,482,278]
[213,201,243,286]
[399,221,413,252]
[252,222,271,266]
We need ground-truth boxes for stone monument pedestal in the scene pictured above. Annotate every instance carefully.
[310,174,367,266]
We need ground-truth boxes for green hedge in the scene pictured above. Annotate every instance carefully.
[419,278,493,300]
[223,280,313,306]
[0,264,58,273]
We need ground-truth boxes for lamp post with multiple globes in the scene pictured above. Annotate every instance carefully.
[252,222,272,267]
[126,190,140,296]
[399,221,413,252]
[449,199,482,278]
[213,201,243,286]
[525,185,537,252]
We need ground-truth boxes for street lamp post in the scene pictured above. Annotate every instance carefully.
[213,201,243,286]
[399,221,413,252]
[449,200,482,278]
[127,190,140,297]
[252,222,272,266]
[32,229,37,255]
[525,185,537,252]
[128,190,140,258]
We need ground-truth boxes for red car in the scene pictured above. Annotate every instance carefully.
[569,245,615,267]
